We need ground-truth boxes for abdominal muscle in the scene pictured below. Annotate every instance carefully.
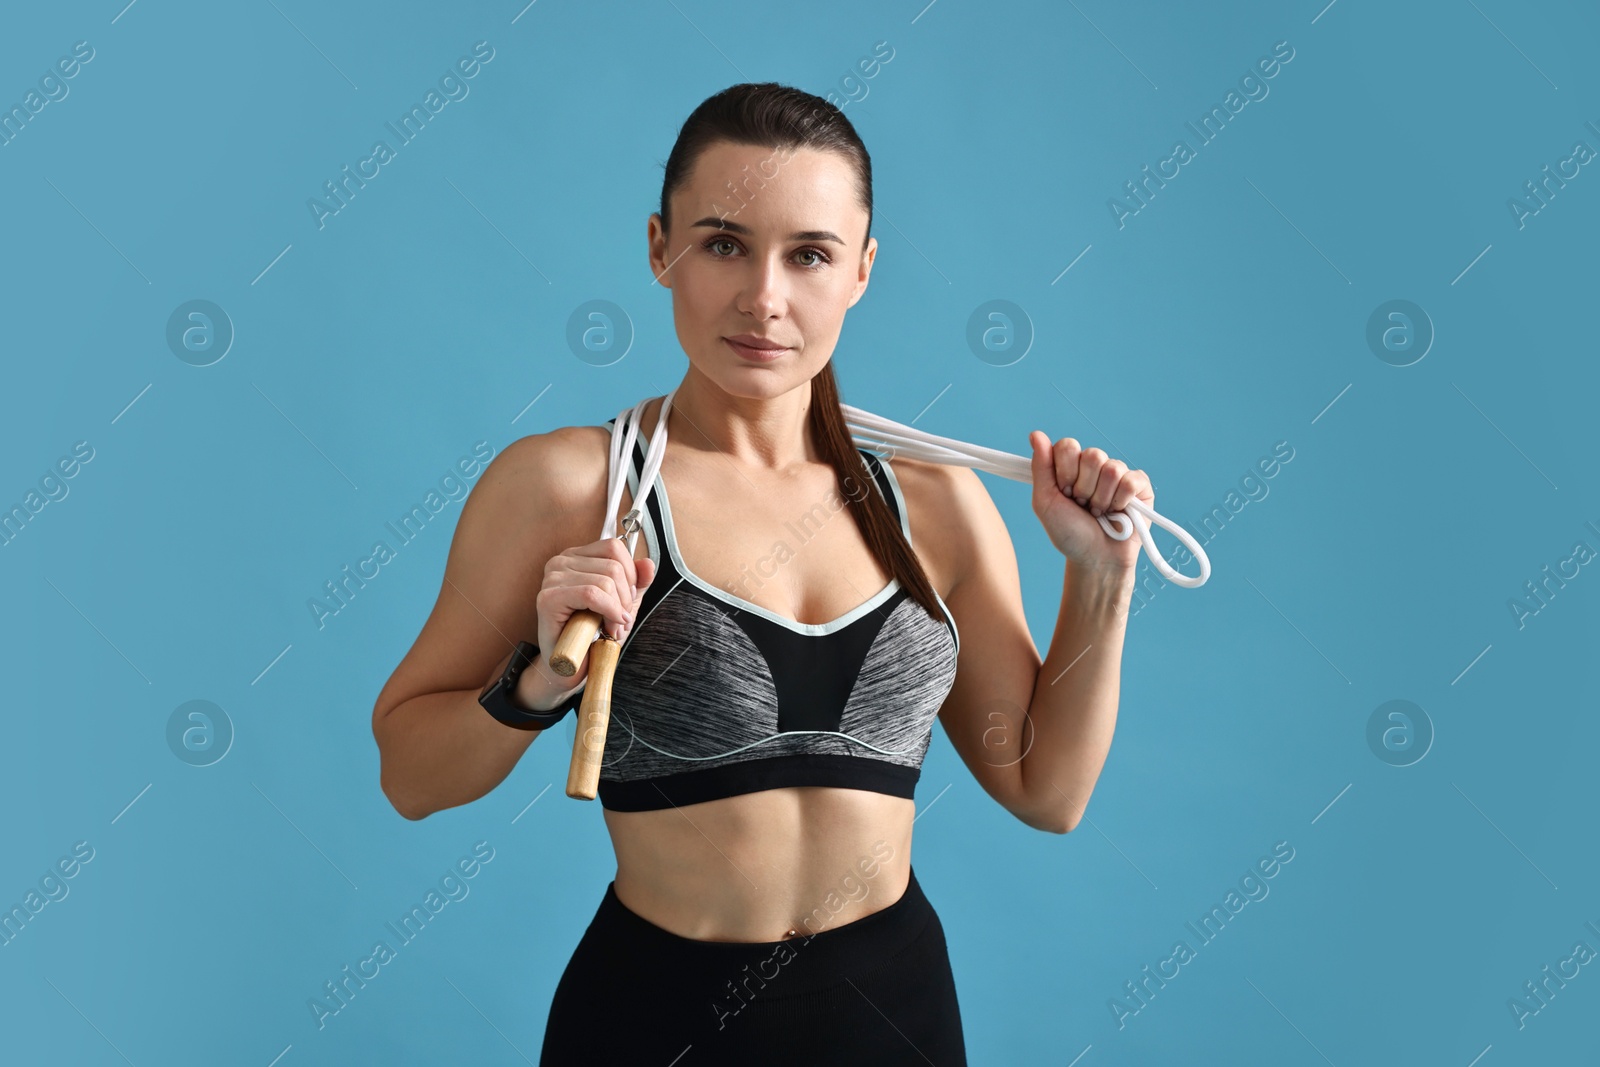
[603,787,915,943]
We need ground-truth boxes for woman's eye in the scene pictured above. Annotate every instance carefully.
[702,238,829,269]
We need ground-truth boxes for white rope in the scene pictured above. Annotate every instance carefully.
[597,390,675,554]
[601,387,1209,590]
[841,402,1211,588]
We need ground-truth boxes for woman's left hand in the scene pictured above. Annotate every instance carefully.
[1028,430,1154,572]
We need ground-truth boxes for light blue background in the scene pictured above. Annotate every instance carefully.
[2,0,1597,1063]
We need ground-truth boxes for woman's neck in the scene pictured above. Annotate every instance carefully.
[661,376,817,472]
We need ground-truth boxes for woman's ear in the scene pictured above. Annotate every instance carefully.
[647,213,673,288]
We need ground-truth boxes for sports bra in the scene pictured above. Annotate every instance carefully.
[585,416,961,812]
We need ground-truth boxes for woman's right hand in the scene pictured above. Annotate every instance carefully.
[519,537,657,708]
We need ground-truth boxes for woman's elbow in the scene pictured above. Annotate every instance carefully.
[380,768,430,821]
[374,716,430,821]
[390,795,430,822]
[1040,813,1077,835]
[1013,804,1076,835]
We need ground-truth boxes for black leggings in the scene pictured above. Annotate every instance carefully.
[538,865,968,1066]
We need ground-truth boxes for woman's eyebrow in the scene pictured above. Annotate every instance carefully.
[690,216,846,245]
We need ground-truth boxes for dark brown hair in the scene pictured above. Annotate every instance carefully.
[657,82,943,623]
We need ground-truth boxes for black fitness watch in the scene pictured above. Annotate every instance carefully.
[478,640,584,730]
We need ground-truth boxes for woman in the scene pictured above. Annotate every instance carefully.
[372,82,1150,1065]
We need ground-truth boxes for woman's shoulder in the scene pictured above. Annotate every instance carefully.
[876,453,993,599]
[878,452,988,522]
[475,422,616,524]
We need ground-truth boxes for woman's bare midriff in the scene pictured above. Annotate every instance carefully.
[570,397,953,944]
[604,789,915,942]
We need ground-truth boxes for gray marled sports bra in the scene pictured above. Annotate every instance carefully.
[587,416,961,812]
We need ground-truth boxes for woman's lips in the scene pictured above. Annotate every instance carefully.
[724,337,789,362]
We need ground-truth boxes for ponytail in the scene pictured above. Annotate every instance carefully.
[807,361,945,624]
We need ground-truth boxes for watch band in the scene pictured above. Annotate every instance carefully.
[479,640,585,730]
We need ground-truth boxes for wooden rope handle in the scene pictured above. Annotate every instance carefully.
[553,510,646,798]
[565,634,620,801]
[549,609,604,676]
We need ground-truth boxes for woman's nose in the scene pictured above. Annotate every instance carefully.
[739,256,788,315]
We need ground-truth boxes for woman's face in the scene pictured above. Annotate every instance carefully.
[648,141,876,399]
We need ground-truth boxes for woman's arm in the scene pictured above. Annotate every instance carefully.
[928,459,1139,834]
[1017,560,1136,833]
[371,428,609,821]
